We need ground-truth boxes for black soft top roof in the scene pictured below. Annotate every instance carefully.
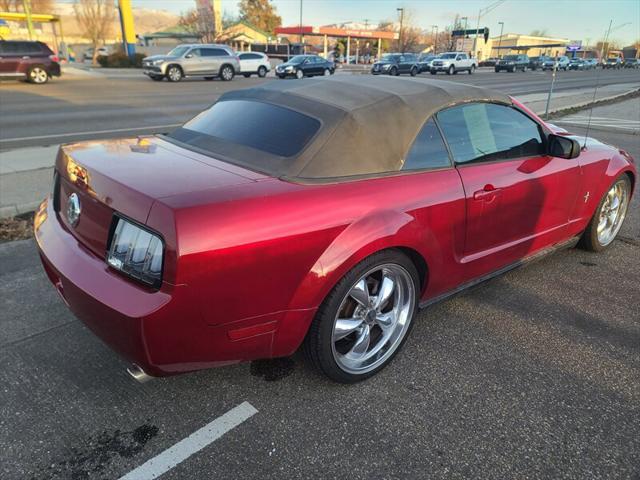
[211,76,512,181]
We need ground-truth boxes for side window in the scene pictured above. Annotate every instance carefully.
[238,53,249,59]
[436,103,544,165]
[403,119,451,171]
[188,48,201,57]
[210,48,229,57]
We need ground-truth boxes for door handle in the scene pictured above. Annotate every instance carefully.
[22,56,30,59]
[473,184,502,200]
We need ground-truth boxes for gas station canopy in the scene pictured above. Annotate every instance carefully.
[275,26,398,40]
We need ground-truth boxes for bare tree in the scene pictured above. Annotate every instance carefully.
[0,0,53,13]
[73,0,115,65]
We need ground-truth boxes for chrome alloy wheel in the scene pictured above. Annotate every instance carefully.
[597,179,630,246]
[331,264,416,374]
[30,67,48,84]
[221,66,234,81]
[167,66,182,82]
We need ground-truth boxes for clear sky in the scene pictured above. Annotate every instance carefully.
[133,0,640,45]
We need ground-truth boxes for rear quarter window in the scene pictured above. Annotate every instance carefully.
[169,100,321,158]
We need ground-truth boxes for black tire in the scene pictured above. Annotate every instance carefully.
[323,68,330,76]
[390,66,398,76]
[257,66,267,78]
[243,73,251,78]
[494,67,500,73]
[430,70,436,75]
[295,68,304,79]
[303,249,420,383]
[510,66,515,73]
[579,175,631,252]
[27,65,49,84]
[149,75,164,81]
[469,65,475,74]
[166,65,183,82]
[410,66,417,77]
[447,65,454,75]
[220,65,235,81]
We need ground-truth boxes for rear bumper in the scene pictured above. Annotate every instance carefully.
[34,197,313,377]
[48,62,61,77]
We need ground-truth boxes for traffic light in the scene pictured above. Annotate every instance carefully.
[484,28,490,43]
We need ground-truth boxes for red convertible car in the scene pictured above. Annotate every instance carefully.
[35,76,635,383]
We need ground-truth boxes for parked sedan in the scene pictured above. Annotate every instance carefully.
[623,58,639,69]
[0,40,60,84]
[542,56,570,71]
[371,53,419,76]
[568,57,586,70]
[603,57,622,69]
[416,54,437,73]
[528,55,551,71]
[479,57,499,67]
[238,51,270,77]
[276,55,335,79]
[494,54,529,72]
[35,76,636,384]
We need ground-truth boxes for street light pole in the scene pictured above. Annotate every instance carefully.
[431,25,438,53]
[497,21,504,58]
[299,0,304,54]
[397,8,404,53]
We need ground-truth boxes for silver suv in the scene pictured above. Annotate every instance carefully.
[142,44,240,82]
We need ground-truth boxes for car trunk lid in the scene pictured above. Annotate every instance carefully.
[55,136,265,258]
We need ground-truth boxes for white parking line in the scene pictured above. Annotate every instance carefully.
[0,124,182,143]
[118,401,258,480]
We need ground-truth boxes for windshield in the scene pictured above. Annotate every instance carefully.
[381,54,401,62]
[167,46,190,57]
[289,55,307,64]
[440,53,457,59]
[504,55,519,60]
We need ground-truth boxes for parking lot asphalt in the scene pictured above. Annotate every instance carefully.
[1,68,639,149]
[1,105,639,479]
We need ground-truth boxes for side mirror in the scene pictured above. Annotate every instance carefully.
[548,134,581,159]
[185,53,193,59]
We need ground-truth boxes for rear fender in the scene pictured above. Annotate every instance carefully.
[273,210,439,355]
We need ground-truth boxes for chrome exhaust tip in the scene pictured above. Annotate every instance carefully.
[127,363,153,383]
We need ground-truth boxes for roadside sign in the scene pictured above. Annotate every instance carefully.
[567,40,582,51]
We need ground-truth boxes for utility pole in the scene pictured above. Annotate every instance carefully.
[397,8,404,53]
[22,0,34,40]
[497,21,504,58]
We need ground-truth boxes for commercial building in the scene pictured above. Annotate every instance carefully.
[482,33,570,58]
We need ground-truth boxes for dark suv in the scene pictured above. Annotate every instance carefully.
[0,40,61,84]
[495,54,529,72]
[371,53,419,76]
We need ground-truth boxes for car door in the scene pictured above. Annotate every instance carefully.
[0,42,23,76]
[436,102,582,264]
[238,52,254,73]
[203,47,230,74]
[182,48,203,74]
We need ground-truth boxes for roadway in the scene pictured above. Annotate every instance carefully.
[1,68,639,149]
[1,99,639,479]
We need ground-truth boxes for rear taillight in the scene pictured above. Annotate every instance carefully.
[106,216,164,288]
[49,54,59,62]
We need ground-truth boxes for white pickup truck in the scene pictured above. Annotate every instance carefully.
[430,52,477,75]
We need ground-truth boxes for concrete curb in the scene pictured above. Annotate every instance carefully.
[537,87,640,117]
